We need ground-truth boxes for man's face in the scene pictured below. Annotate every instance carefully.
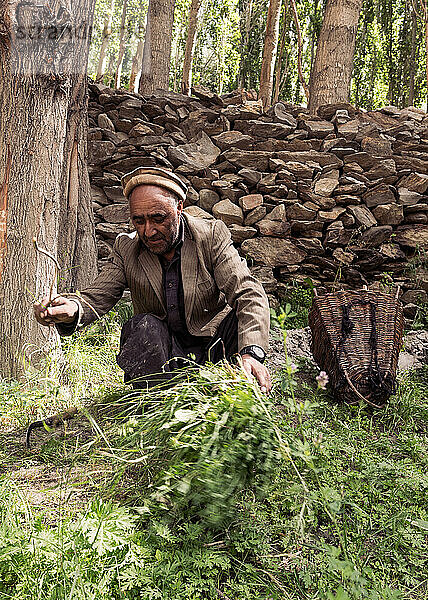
[129,185,183,256]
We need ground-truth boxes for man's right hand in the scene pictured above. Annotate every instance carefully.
[34,296,78,327]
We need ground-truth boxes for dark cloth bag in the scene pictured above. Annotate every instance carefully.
[116,311,238,388]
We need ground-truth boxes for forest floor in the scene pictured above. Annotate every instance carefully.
[0,300,427,600]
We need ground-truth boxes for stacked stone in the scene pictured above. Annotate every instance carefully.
[88,82,428,312]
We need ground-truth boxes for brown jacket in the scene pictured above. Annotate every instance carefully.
[73,213,270,351]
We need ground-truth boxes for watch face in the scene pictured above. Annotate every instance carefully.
[253,346,265,360]
[245,346,265,360]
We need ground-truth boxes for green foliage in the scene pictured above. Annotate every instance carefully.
[0,311,427,599]
[97,362,281,527]
[273,282,314,329]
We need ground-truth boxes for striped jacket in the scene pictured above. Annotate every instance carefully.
[73,213,270,352]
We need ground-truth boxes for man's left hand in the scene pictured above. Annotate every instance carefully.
[241,354,272,393]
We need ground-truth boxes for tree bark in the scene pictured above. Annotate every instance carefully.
[273,0,289,103]
[96,0,116,82]
[139,0,176,95]
[259,0,282,110]
[129,15,146,92]
[181,0,203,95]
[238,0,253,89]
[0,0,97,378]
[308,0,364,113]
[407,7,417,106]
[114,0,129,88]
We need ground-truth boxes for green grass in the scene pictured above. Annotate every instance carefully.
[0,306,426,600]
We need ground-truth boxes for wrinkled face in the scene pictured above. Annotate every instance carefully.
[129,185,183,256]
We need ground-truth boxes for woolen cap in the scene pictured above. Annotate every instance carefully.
[121,166,188,202]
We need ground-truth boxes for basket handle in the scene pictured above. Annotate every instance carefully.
[343,372,386,409]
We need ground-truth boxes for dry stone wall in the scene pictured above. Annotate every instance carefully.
[88,82,428,313]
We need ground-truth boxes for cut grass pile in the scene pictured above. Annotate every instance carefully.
[0,306,426,600]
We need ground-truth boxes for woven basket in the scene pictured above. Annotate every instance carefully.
[308,288,404,408]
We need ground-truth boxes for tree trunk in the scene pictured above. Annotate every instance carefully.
[406,5,416,106]
[96,0,116,81]
[181,0,203,95]
[114,0,129,88]
[259,0,282,110]
[273,0,289,104]
[139,0,176,95]
[308,0,364,113]
[238,0,253,89]
[129,15,146,92]
[0,0,97,378]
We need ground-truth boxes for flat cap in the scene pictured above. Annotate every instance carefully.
[121,166,188,202]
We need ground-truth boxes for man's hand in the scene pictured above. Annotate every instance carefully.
[34,296,78,327]
[241,354,272,393]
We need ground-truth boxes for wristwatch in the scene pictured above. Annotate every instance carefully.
[239,345,266,364]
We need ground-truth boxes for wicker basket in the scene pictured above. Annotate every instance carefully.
[308,288,404,408]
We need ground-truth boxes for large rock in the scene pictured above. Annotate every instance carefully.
[286,203,317,221]
[229,224,257,243]
[318,207,346,222]
[222,150,271,171]
[299,117,335,138]
[212,199,244,226]
[277,150,342,168]
[212,131,253,150]
[394,225,428,249]
[360,225,393,247]
[239,194,263,212]
[363,184,396,207]
[168,131,220,169]
[97,203,130,223]
[372,203,404,225]
[241,238,306,267]
[397,188,424,206]
[199,189,220,211]
[257,205,290,237]
[183,206,214,220]
[314,174,339,196]
[244,206,267,226]
[234,120,294,139]
[398,172,428,193]
[104,186,126,203]
[88,141,116,165]
[348,205,377,227]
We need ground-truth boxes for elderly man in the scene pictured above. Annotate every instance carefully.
[34,167,271,391]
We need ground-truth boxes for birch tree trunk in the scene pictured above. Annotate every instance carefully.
[259,0,282,110]
[238,0,253,89]
[308,0,364,113]
[181,0,203,95]
[114,0,128,88]
[96,0,115,81]
[273,0,289,104]
[0,0,97,378]
[139,0,176,95]
[129,15,146,92]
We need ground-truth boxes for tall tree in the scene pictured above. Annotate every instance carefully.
[181,0,203,95]
[308,0,364,112]
[114,0,129,88]
[139,0,176,94]
[0,0,97,378]
[96,0,116,81]
[129,13,146,92]
[259,0,282,109]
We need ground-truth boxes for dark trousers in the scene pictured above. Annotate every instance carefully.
[116,311,238,388]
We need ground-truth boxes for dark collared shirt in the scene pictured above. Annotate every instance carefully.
[159,218,209,352]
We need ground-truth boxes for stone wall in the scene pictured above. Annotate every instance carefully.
[87,82,428,313]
